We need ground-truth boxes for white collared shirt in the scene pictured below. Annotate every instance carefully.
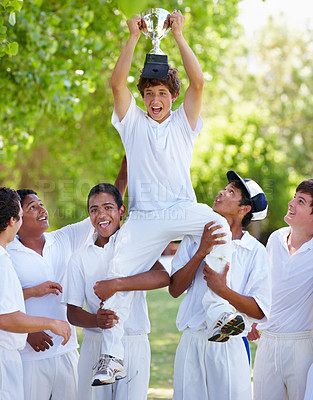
[112,96,203,211]
[172,231,271,334]
[65,232,150,337]
[260,227,313,333]
[7,218,94,360]
[0,246,27,350]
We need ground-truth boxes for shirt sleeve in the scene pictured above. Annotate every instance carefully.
[241,243,272,326]
[171,236,198,276]
[112,95,142,147]
[0,261,24,315]
[56,218,94,254]
[173,103,204,144]
[63,254,86,309]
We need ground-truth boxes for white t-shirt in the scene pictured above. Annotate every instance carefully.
[0,247,27,351]
[7,218,94,360]
[172,231,271,334]
[112,96,204,211]
[65,232,150,337]
[260,227,313,333]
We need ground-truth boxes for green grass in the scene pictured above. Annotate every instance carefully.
[76,287,257,400]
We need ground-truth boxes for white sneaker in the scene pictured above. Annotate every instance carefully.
[91,354,126,386]
[208,312,245,342]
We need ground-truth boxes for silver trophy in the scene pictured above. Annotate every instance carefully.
[141,8,171,79]
[142,8,171,55]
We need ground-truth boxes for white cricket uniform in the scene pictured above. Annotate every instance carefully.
[171,231,271,400]
[253,227,313,400]
[65,232,150,400]
[304,363,313,400]
[7,218,94,400]
[99,96,233,359]
[0,247,27,400]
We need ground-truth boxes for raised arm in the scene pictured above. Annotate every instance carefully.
[93,261,169,302]
[111,17,142,122]
[170,10,204,130]
[169,222,227,298]
[114,155,127,199]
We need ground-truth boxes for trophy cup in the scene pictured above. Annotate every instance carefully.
[141,8,171,79]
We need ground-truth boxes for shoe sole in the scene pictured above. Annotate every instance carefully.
[91,370,126,386]
[208,315,245,342]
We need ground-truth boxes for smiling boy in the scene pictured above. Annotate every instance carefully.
[65,183,169,400]
[0,187,71,400]
[252,179,313,400]
[92,10,241,385]
[7,189,94,400]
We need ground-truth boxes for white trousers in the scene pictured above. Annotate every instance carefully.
[78,333,150,400]
[173,329,252,400]
[22,349,79,400]
[102,202,233,359]
[0,347,24,400]
[304,363,313,400]
[253,330,313,400]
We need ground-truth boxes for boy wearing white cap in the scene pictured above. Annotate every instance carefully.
[252,178,313,400]
[169,171,271,400]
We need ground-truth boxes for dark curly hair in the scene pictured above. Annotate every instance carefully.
[17,189,37,207]
[87,183,123,211]
[137,67,180,98]
[0,187,21,233]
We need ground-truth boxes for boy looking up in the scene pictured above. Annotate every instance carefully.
[65,183,169,399]
[0,187,70,400]
[92,10,241,384]
[169,172,271,399]
[252,179,313,400]
[7,189,94,400]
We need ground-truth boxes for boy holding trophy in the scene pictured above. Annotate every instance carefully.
[92,9,243,386]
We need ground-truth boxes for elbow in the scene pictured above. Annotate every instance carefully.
[168,285,180,299]
[194,73,204,91]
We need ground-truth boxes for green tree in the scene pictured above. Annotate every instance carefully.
[0,0,242,227]
[191,16,313,239]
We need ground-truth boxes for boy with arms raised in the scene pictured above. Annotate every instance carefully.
[93,10,242,384]
[65,183,169,400]
[0,187,70,400]
[169,171,271,399]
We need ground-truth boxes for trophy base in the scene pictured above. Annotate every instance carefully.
[142,53,169,80]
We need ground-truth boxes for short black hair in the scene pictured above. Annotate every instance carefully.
[296,179,313,214]
[17,189,37,207]
[0,187,21,233]
[87,183,123,211]
[231,180,253,228]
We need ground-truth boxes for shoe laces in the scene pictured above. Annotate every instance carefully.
[93,356,112,373]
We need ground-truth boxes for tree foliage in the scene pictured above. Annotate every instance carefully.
[191,16,313,238]
[0,0,241,227]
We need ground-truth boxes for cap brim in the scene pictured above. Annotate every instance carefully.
[226,170,251,197]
